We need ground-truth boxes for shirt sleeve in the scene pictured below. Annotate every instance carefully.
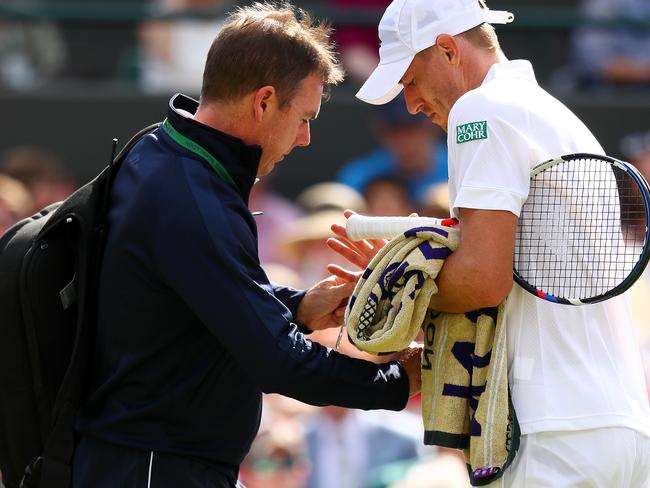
[270,284,305,320]
[271,283,313,334]
[152,161,409,411]
[447,93,531,219]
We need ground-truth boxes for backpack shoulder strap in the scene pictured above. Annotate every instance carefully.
[28,122,161,488]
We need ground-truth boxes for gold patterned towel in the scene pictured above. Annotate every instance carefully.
[345,221,520,486]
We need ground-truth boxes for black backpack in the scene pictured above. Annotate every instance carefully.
[0,123,160,488]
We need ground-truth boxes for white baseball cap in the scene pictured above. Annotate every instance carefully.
[356,0,514,105]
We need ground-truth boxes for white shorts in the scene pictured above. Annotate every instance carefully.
[487,428,650,488]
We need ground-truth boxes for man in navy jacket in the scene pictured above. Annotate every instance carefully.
[72,3,421,487]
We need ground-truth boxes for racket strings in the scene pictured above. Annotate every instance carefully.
[515,157,647,300]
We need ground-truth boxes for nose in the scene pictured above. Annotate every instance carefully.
[295,121,311,147]
[403,87,423,115]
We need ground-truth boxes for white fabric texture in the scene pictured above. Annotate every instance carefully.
[486,428,650,488]
[446,59,650,438]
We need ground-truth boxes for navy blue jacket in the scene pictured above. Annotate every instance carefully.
[75,94,409,477]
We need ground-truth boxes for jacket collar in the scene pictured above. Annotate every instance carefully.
[165,93,262,203]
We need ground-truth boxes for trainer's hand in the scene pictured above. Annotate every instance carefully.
[326,210,388,279]
[396,343,423,396]
[296,275,356,331]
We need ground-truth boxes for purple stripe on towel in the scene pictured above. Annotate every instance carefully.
[465,307,498,324]
[362,267,373,280]
[404,226,449,238]
[418,241,452,261]
[381,262,402,291]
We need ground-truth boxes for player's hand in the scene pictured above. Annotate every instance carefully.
[296,275,356,331]
[326,210,388,279]
[395,343,423,396]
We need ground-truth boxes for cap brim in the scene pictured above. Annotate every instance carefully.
[484,9,515,25]
[356,55,414,105]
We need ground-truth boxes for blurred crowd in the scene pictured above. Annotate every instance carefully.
[2,0,650,94]
[0,146,76,236]
[1,0,650,487]
[569,0,650,90]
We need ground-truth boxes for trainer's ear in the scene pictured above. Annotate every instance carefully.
[435,34,460,66]
[253,85,277,122]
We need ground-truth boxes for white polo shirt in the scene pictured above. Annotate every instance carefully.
[447,60,650,436]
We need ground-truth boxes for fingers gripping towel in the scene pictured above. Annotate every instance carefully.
[345,222,520,486]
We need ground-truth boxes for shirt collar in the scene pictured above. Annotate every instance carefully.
[165,93,262,203]
[482,59,537,86]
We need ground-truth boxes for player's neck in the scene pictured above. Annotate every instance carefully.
[464,49,508,91]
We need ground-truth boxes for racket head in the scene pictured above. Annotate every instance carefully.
[513,153,650,305]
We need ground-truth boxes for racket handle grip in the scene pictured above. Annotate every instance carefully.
[346,215,444,240]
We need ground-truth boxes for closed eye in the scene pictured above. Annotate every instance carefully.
[401,76,415,87]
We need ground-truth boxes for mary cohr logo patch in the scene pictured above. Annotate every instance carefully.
[456,121,488,144]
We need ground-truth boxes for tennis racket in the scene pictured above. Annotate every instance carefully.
[346,153,650,305]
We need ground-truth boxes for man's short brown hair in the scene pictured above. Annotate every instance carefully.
[201,2,344,108]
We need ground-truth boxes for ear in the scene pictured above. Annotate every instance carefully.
[434,34,460,66]
[253,85,277,122]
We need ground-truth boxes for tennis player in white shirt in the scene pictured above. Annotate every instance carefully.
[329,0,650,486]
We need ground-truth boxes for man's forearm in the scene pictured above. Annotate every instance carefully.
[428,208,517,313]
[428,248,513,313]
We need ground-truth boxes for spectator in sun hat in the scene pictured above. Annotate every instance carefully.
[280,182,366,286]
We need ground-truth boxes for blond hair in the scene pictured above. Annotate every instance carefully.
[458,23,502,52]
[201,2,344,108]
